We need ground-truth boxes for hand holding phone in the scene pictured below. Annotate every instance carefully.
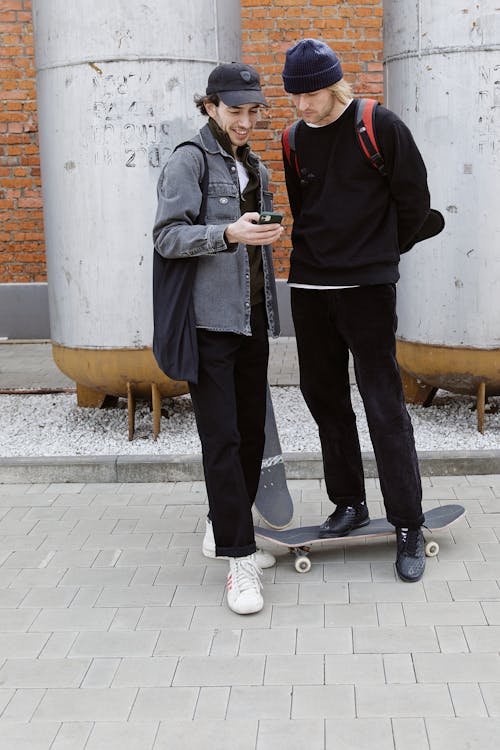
[257,211,283,224]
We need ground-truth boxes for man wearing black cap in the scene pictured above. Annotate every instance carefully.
[153,63,284,614]
[281,38,433,583]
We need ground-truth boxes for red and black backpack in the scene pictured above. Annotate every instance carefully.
[282,97,387,178]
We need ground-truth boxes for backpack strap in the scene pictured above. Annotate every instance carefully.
[282,120,301,178]
[173,141,209,223]
[354,98,387,177]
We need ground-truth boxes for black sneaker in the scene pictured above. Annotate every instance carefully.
[395,527,426,582]
[318,504,370,538]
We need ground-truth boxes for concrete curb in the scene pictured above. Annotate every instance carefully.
[1,450,499,484]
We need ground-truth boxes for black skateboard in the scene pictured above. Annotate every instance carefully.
[255,503,466,573]
[254,384,294,529]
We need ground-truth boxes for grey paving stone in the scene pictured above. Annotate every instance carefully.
[130,686,198,720]
[292,684,355,718]
[110,607,143,631]
[0,688,44,721]
[50,722,93,750]
[448,581,500,600]
[376,603,405,626]
[227,685,292,719]
[449,683,488,716]
[137,606,194,630]
[325,718,394,750]
[357,683,454,717]
[463,625,500,652]
[96,584,175,607]
[257,719,324,750]
[39,632,78,659]
[324,603,377,627]
[170,584,225,607]
[392,718,430,750]
[0,608,38,631]
[435,626,470,653]
[33,687,137,721]
[481,602,500,624]
[69,630,160,658]
[0,721,60,750]
[325,654,385,684]
[29,606,116,632]
[209,629,241,656]
[194,686,230,719]
[60,567,135,587]
[0,657,89,687]
[426,717,500,749]
[271,604,325,628]
[239,627,296,655]
[173,655,265,687]
[81,657,120,687]
[154,629,213,657]
[349,582,426,603]
[189,604,271,629]
[85,721,158,750]
[264,654,324,685]
[0,632,48,658]
[383,654,416,684]
[414,653,500,682]
[154,719,257,750]
[403,602,486,625]
[480,683,500,716]
[296,627,352,655]
[354,626,439,653]
[298,582,349,604]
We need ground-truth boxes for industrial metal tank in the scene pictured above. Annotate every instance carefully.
[383,0,500,430]
[32,0,241,437]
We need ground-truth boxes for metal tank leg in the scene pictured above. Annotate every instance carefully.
[126,382,136,441]
[151,383,162,440]
[476,381,486,433]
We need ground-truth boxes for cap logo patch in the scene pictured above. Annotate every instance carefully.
[240,71,252,82]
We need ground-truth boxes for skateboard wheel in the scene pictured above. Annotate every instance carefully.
[295,556,312,573]
[425,541,439,557]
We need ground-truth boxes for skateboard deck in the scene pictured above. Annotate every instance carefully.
[255,503,466,572]
[254,384,294,529]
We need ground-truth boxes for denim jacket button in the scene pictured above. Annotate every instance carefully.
[219,197,228,204]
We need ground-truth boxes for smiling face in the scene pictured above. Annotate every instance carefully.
[291,88,341,126]
[205,100,261,154]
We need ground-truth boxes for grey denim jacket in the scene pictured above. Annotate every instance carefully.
[153,123,280,337]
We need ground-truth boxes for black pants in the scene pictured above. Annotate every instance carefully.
[189,303,269,557]
[291,284,424,529]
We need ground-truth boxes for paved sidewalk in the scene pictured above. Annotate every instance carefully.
[0,477,500,749]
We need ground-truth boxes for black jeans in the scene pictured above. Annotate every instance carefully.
[291,284,424,529]
[188,303,269,557]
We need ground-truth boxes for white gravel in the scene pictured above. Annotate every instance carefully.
[2,387,500,457]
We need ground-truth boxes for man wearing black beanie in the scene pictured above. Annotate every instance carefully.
[281,38,432,582]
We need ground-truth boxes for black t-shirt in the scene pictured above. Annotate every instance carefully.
[283,100,431,286]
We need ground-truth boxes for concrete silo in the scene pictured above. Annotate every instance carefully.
[32,0,241,437]
[383,0,500,430]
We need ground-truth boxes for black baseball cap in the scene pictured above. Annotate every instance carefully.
[206,62,269,107]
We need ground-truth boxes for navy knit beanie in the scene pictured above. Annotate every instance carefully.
[282,38,343,94]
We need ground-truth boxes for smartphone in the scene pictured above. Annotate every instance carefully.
[258,211,283,224]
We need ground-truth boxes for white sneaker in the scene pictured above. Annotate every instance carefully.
[227,554,263,614]
[202,518,276,568]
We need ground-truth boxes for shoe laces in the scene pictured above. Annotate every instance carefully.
[229,555,262,595]
[398,528,421,556]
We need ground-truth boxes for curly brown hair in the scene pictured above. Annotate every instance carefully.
[194,93,221,116]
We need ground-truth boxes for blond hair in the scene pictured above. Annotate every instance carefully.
[328,78,354,105]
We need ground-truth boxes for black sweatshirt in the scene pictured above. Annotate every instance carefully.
[283,100,431,286]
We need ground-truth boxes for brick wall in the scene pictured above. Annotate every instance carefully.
[0,1,383,283]
[242,0,384,276]
[0,0,44,283]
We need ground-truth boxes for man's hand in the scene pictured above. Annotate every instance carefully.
[225,212,284,246]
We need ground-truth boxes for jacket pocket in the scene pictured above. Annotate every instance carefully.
[206,182,239,223]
